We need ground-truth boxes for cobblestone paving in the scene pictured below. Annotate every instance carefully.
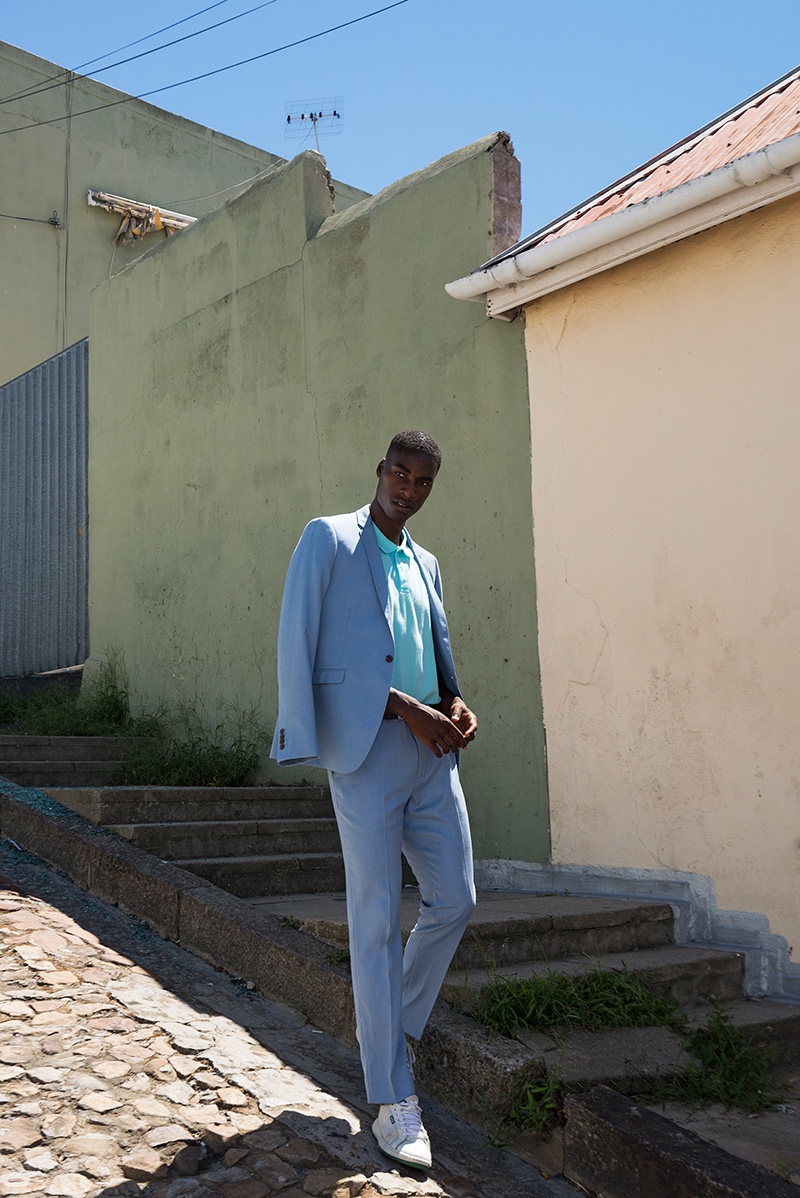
[0,847,571,1198]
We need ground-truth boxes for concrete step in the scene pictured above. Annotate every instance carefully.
[453,894,674,968]
[2,760,127,787]
[564,1085,800,1198]
[442,943,746,1010]
[508,998,800,1094]
[684,996,800,1064]
[248,890,676,967]
[42,785,334,825]
[112,817,342,860]
[0,734,149,762]
[520,1024,691,1092]
[175,852,346,897]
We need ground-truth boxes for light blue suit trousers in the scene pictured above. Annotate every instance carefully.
[329,719,475,1104]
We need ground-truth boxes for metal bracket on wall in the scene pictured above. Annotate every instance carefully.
[87,190,197,246]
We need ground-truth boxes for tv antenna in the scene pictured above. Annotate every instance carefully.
[285,97,344,153]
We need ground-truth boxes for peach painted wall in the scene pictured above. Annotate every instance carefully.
[524,191,800,958]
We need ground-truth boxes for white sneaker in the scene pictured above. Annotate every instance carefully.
[372,1093,432,1169]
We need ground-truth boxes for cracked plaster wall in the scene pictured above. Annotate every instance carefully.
[523,191,800,956]
[88,139,547,864]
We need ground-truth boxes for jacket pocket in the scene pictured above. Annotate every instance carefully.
[312,667,346,684]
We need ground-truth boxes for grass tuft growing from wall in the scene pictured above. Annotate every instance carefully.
[497,1063,565,1138]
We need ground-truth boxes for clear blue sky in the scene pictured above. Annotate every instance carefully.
[4,0,800,238]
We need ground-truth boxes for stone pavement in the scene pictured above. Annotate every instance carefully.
[0,844,576,1198]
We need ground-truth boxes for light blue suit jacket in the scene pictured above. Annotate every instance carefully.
[270,505,460,774]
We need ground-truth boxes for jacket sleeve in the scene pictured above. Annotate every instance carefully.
[270,518,338,766]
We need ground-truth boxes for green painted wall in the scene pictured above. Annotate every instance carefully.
[88,140,549,863]
[0,41,366,386]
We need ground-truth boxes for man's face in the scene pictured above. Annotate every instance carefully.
[372,449,439,535]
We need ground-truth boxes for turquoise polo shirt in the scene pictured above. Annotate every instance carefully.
[373,523,440,705]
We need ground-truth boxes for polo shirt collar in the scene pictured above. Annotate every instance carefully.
[373,523,410,557]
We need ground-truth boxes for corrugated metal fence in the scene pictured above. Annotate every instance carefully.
[0,339,89,676]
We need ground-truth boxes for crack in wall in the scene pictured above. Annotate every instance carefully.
[556,589,609,722]
[566,621,609,691]
[251,641,265,707]
[299,244,324,509]
[552,294,576,354]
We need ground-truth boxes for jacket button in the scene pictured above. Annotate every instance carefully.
[386,655,393,662]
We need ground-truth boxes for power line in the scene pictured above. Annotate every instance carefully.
[167,166,276,207]
[0,0,237,107]
[0,0,280,109]
[0,1,410,138]
[76,0,236,72]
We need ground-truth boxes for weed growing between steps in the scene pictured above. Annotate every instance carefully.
[124,700,268,787]
[476,969,785,1139]
[478,963,682,1038]
[0,654,161,738]
[651,1005,786,1114]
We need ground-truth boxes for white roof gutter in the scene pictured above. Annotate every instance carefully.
[446,129,800,316]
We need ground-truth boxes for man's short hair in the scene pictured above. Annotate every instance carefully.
[386,430,442,470]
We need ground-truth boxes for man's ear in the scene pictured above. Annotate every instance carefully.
[376,458,386,479]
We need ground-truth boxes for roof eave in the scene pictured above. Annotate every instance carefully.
[446,130,800,317]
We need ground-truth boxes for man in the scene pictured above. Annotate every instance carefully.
[271,430,477,1169]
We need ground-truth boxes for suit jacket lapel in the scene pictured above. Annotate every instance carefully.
[357,506,392,626]
[406,534,455,672]
[407,534,445,623]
